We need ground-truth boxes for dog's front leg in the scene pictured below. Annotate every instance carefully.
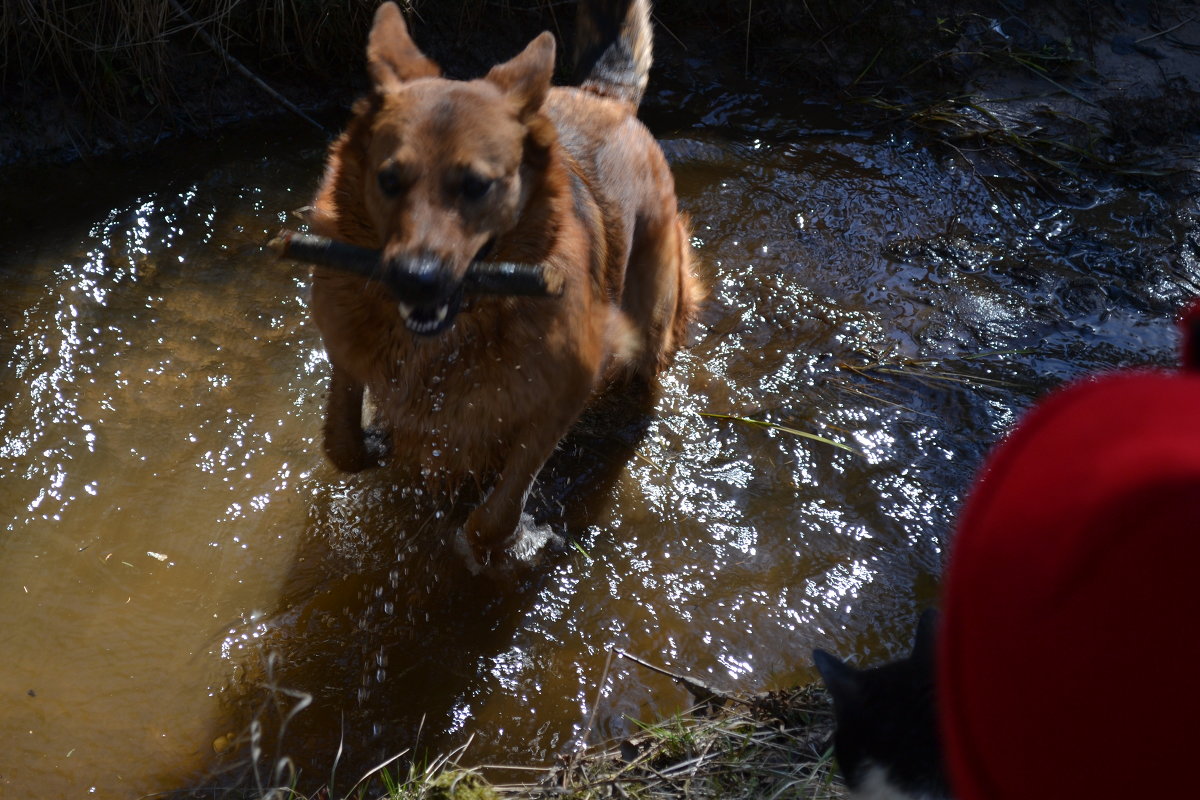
[322,364,377,472]
[462,432,561,568]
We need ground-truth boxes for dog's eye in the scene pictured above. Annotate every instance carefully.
[461,173,493,201]
[378,169,405,198]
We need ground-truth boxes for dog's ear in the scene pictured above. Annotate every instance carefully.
[367,1,440,92]
[486,31,556,119]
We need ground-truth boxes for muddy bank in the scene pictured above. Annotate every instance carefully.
[3,1,1199,178]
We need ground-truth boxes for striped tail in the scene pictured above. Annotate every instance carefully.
[573,0,654,108]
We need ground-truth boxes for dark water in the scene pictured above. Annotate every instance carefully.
[1,71,1196,798]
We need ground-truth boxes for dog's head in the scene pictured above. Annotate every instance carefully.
[358,2,556,336]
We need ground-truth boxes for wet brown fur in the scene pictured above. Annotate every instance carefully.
[308,0,699,564]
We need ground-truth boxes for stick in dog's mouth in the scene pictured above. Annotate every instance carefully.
[269,230,565,301]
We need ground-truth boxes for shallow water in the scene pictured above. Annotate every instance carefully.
[1,72,1197,797]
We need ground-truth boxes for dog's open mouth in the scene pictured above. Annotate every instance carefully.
[385,242,494,336]
[397,285,463,336]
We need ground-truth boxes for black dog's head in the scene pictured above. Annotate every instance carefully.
[813,610,949,799]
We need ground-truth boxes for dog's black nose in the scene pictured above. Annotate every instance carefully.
[385,252,454,305]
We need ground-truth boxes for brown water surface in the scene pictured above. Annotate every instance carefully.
[1,74,1196,797]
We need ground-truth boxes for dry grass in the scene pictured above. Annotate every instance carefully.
[4,1,1171,169]
[480,685,845,800]
[0,0,579,160]
[326,685,844,800]
[0,0,376,126]
[836,348,1028,393]
[180,647,844,800]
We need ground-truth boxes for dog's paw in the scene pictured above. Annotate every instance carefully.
[453,528,488,576]
[324,427,391,472]
[324,441,369,473]
[507,514,564,564]
[453,515,564,580]
[362,426,392,464]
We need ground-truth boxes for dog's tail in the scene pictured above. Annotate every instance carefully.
[573,0,654,108]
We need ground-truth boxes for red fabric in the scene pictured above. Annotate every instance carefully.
[939,366,1200,799]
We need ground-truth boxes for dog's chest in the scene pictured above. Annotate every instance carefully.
[374,335,554,475]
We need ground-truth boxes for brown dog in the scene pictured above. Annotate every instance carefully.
[307,0,698,567]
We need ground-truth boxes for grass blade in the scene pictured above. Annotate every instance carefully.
[700,412,862,456]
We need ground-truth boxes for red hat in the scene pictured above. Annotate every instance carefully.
[939,301,1200,799]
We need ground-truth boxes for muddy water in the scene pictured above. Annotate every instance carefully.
[2,76,1197,797]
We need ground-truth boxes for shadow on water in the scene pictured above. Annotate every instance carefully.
[210,387,660,795]
[1,62,1198,799]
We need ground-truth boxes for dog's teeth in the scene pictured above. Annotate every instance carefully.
[405,316,435,334]
[435,305,448,323]
[398,302,413,319]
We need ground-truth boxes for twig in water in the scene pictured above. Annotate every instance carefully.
[1136,16,1195,44]
[571,646,617,785]
[613,648,740,714]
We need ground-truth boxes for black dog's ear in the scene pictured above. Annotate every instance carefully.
[911,608,939,664]
[367,1,441,92]
[813,648,862,711]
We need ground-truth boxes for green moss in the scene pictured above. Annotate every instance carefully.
[420,769,500,800]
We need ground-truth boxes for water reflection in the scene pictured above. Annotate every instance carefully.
[0,76,1196,797]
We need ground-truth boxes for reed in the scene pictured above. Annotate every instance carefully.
[1,0,374,133]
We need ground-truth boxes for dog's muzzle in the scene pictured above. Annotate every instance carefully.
[385,253,463,336]
[397,289,463,336]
